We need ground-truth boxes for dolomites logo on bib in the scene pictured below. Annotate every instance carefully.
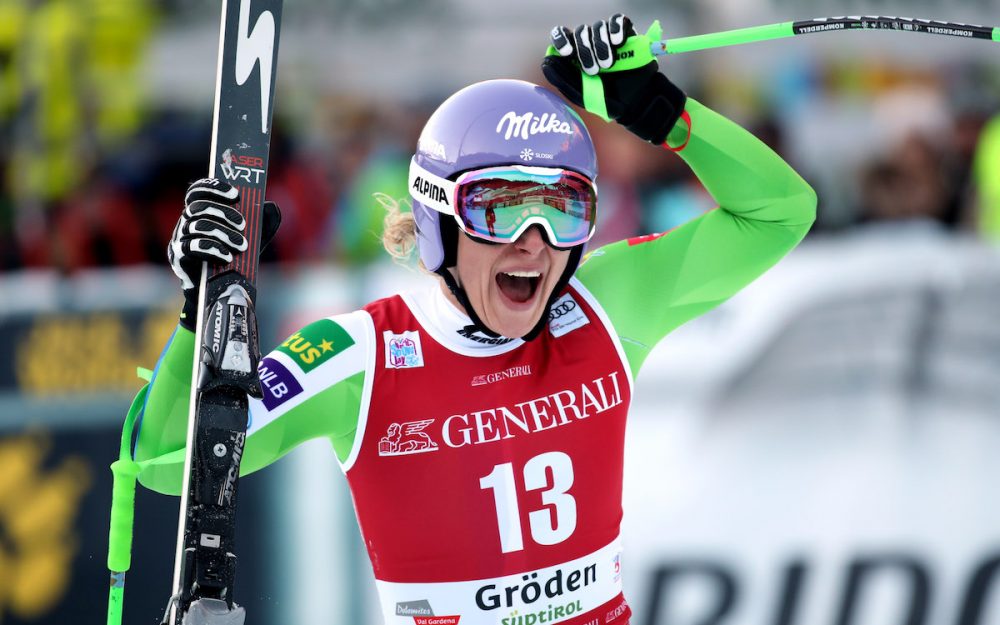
[396,600,433,617]
[378,420,439,456]
[395,600,461,625]
[385,330,424,369]
[496,112,574,141]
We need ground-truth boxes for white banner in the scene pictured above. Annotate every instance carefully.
[621,231,1000,625]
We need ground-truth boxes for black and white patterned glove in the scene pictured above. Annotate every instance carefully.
[543,15,687,145]
[549,14,633,76]
[168,178,281,330]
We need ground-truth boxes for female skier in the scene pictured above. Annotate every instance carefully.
[133,15,816,625]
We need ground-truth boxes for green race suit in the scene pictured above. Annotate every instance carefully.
[130,99,816,494]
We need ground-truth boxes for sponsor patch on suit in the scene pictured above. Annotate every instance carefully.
[384,330,424,369]
[258,357,303,410]
[548,293,589,338]
[277,319,355,373]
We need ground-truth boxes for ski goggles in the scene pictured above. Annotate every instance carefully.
[409,158,597,248]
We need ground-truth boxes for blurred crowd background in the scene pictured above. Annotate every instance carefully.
[2,1,1000,624]
[2,0,1000,274]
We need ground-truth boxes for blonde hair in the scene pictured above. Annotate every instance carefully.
[377,192,419,266]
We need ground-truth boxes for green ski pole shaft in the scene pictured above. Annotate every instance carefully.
[651,16,1000,56]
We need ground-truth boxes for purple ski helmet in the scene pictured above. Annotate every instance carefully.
[410,79,598,274]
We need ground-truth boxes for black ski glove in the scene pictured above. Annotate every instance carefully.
[168,178,282,331]
[542,15,687,145]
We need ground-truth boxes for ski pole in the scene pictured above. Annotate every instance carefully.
[107,381,149,625]
[651,16,1000,56]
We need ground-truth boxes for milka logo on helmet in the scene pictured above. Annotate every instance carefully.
[496,112,574,141]
[412,177,449,207]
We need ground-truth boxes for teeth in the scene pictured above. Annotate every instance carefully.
[503,271,541,278]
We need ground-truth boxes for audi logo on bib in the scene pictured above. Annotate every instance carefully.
[549,300,578,320]
[548,294,589,338]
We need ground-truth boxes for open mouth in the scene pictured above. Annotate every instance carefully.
[496,270,542,304]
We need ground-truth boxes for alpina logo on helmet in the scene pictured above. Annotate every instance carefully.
[496,111,574,141]
[412,177,449,206]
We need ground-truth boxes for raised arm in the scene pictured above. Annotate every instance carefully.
[577,99,815,374]
[544,15,816,376]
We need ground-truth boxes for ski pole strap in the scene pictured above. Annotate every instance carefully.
[582,72,611,122]
[662,110,693,152]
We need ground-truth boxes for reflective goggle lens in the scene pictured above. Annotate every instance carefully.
[454,167,596,248]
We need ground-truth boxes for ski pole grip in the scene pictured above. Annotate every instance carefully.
[108,459,140,572]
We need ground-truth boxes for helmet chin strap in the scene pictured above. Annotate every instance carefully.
[438,268,502,338]
[437,245,583,342]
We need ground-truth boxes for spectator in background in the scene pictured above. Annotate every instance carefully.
[1,0,157,273]
[0,156,18,271]
[635,123,716,237]
[327,102,427,265]
[259,121,333,265]
[858,132,954,229]
[49,167,146,270]
[972,112,1000,242]
[950,106,990,229]
[332,141,410,264]
[580,117,644,246]
[103,110,212,271]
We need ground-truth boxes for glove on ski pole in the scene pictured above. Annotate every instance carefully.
[542,14,688,146]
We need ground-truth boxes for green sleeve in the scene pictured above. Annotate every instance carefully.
[577,98,817,377]
[132,318,367,495]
